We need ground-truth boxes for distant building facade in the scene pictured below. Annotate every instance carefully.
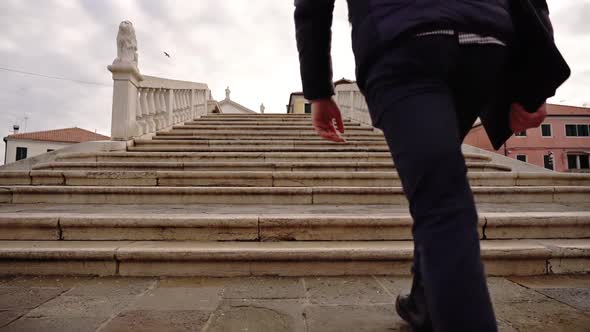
[287,78,354,114]
[464,104,590,172]
[3,127,109,165]
[216,87,258,114]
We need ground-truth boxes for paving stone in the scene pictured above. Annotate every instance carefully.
[304,304,406,332]
[497,319,519,332]
[487,278,550,304]
[509,275,590,289]
[0,317,105,332]
[157,277,228,288]
[5,276,91,289]
[0,311,25,328]
[64,277,156,297]
[373,276,412,297]
[101,310,210,332]
[25,295,134,318]
[222,277,304,299]
[494,299,590,332]
[535,288,590,312]
[0,278,16,288]
[206,299,306,332]
[304,276,392,305]
[0,288,65,310]
[133,287,222,311]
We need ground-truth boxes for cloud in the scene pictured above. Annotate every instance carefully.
[0,0,588,163]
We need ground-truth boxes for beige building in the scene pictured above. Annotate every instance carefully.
[3,127,109,165]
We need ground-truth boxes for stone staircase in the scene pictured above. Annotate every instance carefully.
[0,113,589,277]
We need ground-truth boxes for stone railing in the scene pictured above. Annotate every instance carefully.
[335,83,372,127]
[107,21,209,141]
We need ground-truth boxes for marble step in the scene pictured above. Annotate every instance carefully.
[2,171,587,187]
[201,114,311,118]
[31,161,510,172]
[0,239,587,276]
[135,138,388,146]
[54,151,396,163]
[171,125,374,131]
[151,135,386,141]
[54,151,494,163]
[126,146,393,153]
[183,120,353,125]
[1,210,588,241]
[0,185,588,205]
[156,130,383,138]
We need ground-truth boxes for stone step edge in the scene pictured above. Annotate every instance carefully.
[2,171,588,187]
[0,186,588,205]
[54,151,490,160]
[0,240,587,276]
[172,125,373,130]
[134,139,386,145]
[126,147,393,153]
[31,161,509,172]
[1,212,589,241]
[151,136,386,141]
[156,132,384,137]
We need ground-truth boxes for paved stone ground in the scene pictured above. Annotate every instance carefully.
[0,275,588,331]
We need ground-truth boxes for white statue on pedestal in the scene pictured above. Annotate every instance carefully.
[260,103,265,114]
[112,21,138,66]
[225,87,231,100]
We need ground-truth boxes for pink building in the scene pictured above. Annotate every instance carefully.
[464,104,590,173]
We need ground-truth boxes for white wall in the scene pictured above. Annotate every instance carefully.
[4,139,72,165]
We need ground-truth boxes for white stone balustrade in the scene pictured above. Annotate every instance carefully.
[107,21,209,141]
[335,83,372,127]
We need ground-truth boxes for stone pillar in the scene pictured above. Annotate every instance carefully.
[108,21,143,141]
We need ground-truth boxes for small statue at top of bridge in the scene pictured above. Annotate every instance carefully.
[112,20,138,67]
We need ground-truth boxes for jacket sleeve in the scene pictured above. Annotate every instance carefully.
[532,0,554,36]
[294,0,336,100]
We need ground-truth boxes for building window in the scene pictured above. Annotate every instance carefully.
[16,147,27,161]
[566,154,590,170]
[515,130,527,137]
[304,103,312,114]
[543,154,554,170]
[566,124,590,137]
[516,155,527,162]
[47,149,54,152]
[541,124,552,137]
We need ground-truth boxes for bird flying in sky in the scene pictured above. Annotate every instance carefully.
[164,51,171,58]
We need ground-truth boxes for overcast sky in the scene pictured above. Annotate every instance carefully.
[1,1,589,162]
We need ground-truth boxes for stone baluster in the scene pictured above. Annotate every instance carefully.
[158,89,167,129]
[138,89,149,134]
[166,89,174,127]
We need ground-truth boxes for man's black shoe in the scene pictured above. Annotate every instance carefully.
[395,294,433,332]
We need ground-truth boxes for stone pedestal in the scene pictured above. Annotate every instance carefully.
[108,63,143,141]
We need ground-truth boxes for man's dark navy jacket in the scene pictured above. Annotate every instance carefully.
[294,0,550,100]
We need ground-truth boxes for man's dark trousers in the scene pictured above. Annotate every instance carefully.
[363,34,507,331]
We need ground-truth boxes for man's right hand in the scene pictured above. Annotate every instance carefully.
[509,102,548,133]
[311,98,346,143]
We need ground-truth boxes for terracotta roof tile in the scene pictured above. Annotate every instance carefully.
[5,127,110,143]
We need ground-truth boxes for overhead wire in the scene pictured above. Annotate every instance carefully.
[0,66,110,87]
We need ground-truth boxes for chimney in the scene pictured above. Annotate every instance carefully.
[12,125,19,134]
